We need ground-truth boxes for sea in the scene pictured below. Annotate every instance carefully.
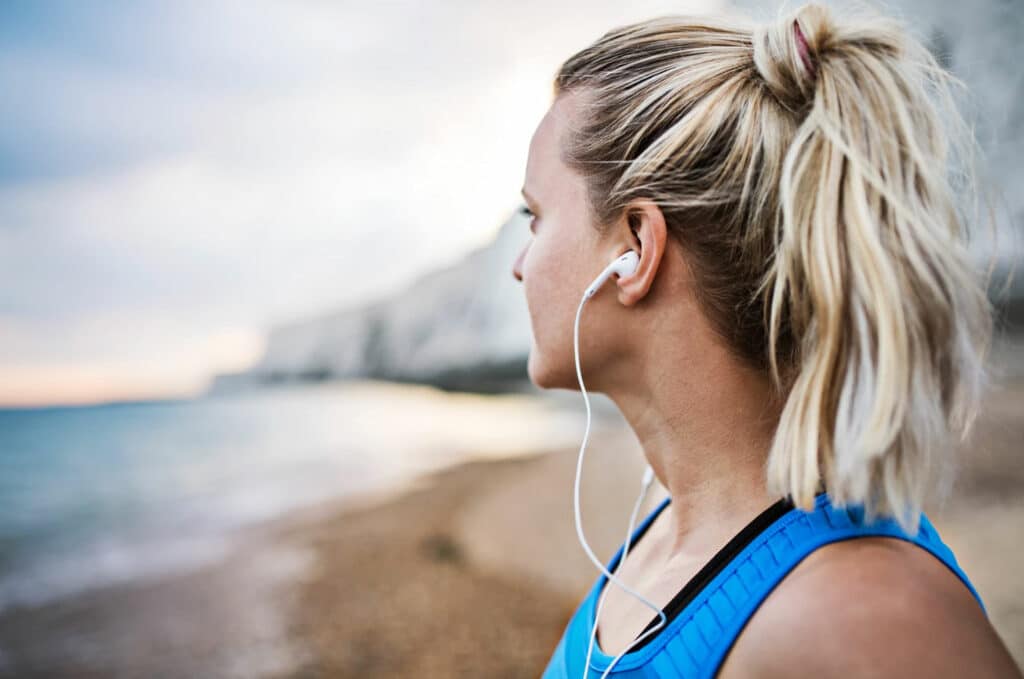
[0,379,597,616]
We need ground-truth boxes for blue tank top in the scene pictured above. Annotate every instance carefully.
[541,491,987,678]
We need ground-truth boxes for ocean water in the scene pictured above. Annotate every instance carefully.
[0,380,588,614]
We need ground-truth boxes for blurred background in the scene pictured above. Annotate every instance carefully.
[0,0,1021,676]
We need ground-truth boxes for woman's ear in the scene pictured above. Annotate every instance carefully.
[615,199,667,306]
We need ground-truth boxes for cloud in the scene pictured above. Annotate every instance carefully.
[0,0,724,406]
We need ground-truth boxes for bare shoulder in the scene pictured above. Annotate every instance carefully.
[716,536,1022,679]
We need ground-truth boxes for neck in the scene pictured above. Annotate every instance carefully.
[603,318,785,566]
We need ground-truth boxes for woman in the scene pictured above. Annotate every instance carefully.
[511,3,1021,678]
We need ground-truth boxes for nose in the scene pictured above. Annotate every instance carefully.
[512,244,526,282]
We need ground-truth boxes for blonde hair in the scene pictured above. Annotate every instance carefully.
[553,2,996,534]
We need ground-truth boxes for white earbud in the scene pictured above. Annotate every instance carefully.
[584,251,640,299]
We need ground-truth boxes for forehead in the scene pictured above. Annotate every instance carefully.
[525,92,581,185]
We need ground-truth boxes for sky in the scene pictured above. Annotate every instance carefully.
[0,0,722,408]
[2,0,1018,409]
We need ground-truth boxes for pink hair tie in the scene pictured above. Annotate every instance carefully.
[793,19,816,79]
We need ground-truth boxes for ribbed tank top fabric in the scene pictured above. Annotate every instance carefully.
[540,491,987,679]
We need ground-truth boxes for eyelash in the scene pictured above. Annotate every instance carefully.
[519,204,537,232]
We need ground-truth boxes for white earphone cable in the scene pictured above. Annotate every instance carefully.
[574,292,668,679]
[585,471,664,679]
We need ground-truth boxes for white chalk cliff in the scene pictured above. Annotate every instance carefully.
[209,207,535,393]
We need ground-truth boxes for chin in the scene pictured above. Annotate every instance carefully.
[526,350,547,389]
[527,349,578,392]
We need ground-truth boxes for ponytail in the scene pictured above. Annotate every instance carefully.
[757,3,994,534]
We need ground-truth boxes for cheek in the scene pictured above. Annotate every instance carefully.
[522,240,558,326]
[521,245,542,314]
[526,227,592,306]
[524,231,564,280]
[524,239,580,337]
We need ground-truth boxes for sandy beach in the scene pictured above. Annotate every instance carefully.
[282,374,1024,677]
[1,370,1021,677]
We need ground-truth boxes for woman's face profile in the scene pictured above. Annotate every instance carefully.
[512,91,620,390]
